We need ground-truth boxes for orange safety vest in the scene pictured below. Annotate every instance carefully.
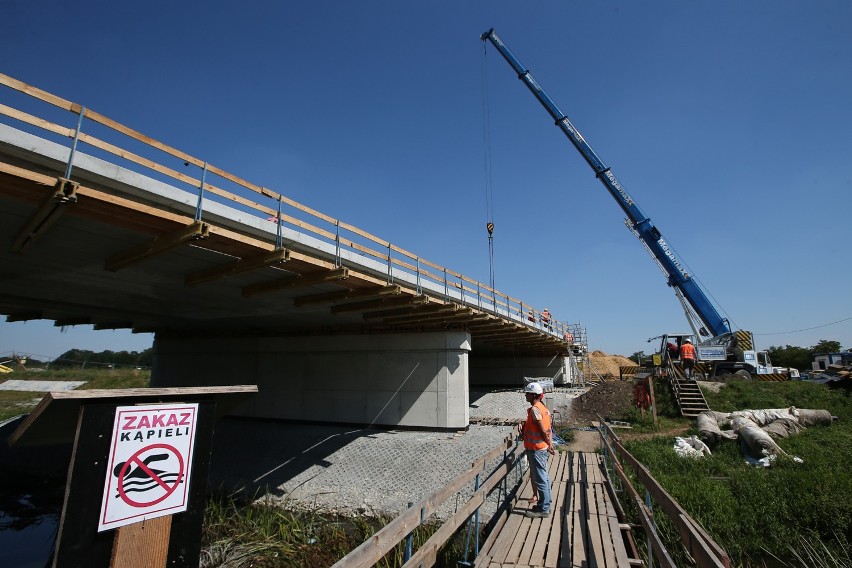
[680,343,696,360]
[523,401,552,450]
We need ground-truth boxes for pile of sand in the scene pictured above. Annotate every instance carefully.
[587,350,637,379]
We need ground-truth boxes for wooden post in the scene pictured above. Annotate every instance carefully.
[647,376,659,429]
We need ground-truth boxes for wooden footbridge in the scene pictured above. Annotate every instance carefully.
[333,423,731,568]
[476,451,638,567]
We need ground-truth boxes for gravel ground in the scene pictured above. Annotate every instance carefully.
[208,388,590,519]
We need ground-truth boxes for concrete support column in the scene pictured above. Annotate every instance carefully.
[151,331,471,430]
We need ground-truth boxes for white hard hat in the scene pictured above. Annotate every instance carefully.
[684,339,692,343]
[524,382,544,395]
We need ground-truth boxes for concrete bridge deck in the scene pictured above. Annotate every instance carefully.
[0,72,585,429]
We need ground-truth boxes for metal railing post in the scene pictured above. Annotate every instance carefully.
[334,220,341,266]
[415,257,422,294]
[645,488,655,568]
[443,268,449,298]
[64,106,86,180]
[387,244,393,284]
[275,196,283,249]
[194,161,208,222]
[473,472,481,556]
[404,501,415,562]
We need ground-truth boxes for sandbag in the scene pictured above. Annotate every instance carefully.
[696,411,736,448]
[796,409,835,426]
[731,417,786,458]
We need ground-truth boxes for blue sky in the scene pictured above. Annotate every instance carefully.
[1,1,850,361]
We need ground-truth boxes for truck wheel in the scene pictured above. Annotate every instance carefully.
[734,369,753,381]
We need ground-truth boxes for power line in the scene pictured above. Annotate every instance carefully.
[754,315,852,336]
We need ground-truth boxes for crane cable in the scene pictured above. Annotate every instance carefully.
[481,41,496,291]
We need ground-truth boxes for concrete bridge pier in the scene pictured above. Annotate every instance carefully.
[151,331,471,430]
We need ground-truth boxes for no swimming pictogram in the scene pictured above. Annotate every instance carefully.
[114,443,185,507]
[98,403,198,532]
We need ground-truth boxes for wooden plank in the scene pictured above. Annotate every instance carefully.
[585,483,607,568]
[544,453,569,567]
[594,483,618,568]
[110,516,171,568]
[0,72,81,112]
[608,515,632,567]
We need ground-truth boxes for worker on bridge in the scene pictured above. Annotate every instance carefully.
[680,339,697,379]
[518,382,555,518]
[540,308,552,331]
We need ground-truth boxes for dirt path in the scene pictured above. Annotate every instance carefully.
[564,430,600,452]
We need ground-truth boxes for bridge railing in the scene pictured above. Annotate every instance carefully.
[597,418,731,568]
[330,435,523,568]
[0,72,573,339]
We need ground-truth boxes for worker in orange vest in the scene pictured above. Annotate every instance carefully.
[540,308,552,331]
[518,382,554,518]
[680,339,697,379]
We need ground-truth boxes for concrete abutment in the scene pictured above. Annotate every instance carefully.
[151,331,472,430]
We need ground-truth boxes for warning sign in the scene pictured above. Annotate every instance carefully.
[98,403,198,532]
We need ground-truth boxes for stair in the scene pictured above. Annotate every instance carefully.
[672,378,710,417]
[667,361,710,417]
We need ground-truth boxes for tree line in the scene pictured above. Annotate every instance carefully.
[630,339,847,371]
[43,348,153,369]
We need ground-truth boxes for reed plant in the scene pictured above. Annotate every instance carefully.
[201,491,474,568]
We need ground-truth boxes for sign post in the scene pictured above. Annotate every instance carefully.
[8,386,256,568]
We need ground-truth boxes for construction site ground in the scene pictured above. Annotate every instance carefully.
[209,373,639,520]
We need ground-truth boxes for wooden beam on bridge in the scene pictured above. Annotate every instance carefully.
[472,326,529,339]
[184,248,290,286]
[93,322,133,331]
[4,311,43,322]
[331,294,429,314]
[10,178,78,253]
[294,284,401,307]
[105,221,209,271]
[362,302,455,320]
[242,267,349,298]
[54,317,92,327]
[372,305,470,324]
[372,308,477,325]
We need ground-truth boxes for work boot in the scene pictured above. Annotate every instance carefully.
[525,509,550,518]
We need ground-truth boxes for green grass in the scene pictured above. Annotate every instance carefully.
[621,380,852,567]
[0,368,150,421]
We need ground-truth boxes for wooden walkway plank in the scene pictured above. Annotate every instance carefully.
[478,451,639,568]
[544,453,570,567]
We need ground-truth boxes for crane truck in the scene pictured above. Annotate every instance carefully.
[481,28,798,380]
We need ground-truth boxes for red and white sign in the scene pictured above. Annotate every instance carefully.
[98,403,198,532]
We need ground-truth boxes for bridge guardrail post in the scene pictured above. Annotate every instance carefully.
[387,244,393,284]
[415,257,422,294]
[646,488,655,568]
[193,161,208,222]
[334,219,341,266]
[64,106,86,180]
[403,501,415,562]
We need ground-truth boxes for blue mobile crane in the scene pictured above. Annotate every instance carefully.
[481,29,797,379]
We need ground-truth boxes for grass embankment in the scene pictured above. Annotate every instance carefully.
[0,367,150,421]
[622,380,852,568]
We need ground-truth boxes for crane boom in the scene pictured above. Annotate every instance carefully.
[481,28,730,338]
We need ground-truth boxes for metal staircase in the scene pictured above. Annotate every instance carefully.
[667,360,710,417]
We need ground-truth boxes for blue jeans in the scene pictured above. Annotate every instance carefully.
[527,449,551,513]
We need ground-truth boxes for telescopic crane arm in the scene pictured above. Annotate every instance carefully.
[481,28,730,339]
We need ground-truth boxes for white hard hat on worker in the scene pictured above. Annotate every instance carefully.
[524,382,544,395]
